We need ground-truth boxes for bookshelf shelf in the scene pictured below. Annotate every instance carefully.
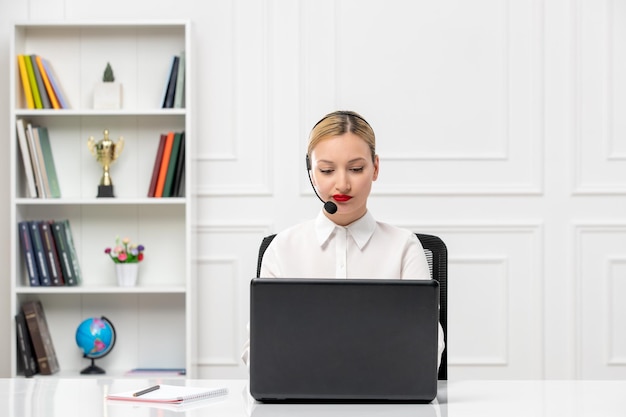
[16,198,187,206]
[10,21,193,378]
[16,285,187,295]
[15,109,187,117]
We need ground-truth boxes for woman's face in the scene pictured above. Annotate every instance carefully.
[310,132,379,226]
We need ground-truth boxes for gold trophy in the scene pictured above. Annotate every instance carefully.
[87,129,124,197]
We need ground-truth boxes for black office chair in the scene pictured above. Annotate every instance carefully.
[414,233,447,380]
[256,232,448,380]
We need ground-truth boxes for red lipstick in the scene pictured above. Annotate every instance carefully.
[333,194,352,202]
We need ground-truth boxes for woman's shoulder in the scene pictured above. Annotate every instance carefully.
[375,220,417,239]
[271,219,317,244]
[373,220,424,250]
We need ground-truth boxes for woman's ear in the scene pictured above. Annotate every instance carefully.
[372,155,380,181]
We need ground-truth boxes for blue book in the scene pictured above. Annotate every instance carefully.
[161,56,179,108]
[28,221,51,286]
[18,221,40,286]
[41,58,69,109]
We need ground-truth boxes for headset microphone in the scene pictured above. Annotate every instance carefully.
[323,200,338,215]
[306,155,338,214]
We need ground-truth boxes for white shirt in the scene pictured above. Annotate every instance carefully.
[261,210,431,279]
[243,210,445,368]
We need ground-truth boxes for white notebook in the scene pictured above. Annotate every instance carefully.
[107,384,228,404]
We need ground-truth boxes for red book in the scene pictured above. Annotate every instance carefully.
[148,134,167,197]
[154,132,174,198]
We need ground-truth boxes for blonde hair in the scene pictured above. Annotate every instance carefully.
[307,111,376,162]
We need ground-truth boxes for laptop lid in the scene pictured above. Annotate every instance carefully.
[249,278,439,403]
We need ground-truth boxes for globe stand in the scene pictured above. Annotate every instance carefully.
[76,316,117,376]
[80,357,106,375]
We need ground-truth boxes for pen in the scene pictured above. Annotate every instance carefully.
[133,385,160,397]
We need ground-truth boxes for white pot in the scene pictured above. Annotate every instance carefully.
[115,263,138,287]
[94,82,122,109]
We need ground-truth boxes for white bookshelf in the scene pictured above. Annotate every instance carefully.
[9,21,194,377]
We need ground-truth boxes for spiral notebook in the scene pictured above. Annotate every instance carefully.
[107,384,228,404]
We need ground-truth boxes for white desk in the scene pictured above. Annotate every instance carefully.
[2,378,625,416]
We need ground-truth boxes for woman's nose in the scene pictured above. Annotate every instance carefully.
[334,171,350,192]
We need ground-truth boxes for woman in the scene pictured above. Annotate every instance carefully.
[244,110,444,367]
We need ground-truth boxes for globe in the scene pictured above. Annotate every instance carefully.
[75,316,116,374]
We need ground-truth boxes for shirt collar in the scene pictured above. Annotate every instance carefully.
[315,210,376,250]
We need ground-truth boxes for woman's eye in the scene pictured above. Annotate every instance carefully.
[319,169,334,175]
[350,167,364,173]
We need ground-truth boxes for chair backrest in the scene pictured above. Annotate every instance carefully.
[256,232,448,380]
[414,233,447,380]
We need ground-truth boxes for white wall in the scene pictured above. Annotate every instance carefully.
[1,0,625,380]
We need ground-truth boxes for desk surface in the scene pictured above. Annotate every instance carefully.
[2,378,626,416]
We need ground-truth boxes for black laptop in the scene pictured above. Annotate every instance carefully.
[249,278,440,403]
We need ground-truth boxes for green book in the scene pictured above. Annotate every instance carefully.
[174,51,185,108]
[162,132,182,197]
[23,55,42,109]
[30,55,51,109]
[51,220,75,286]
[62,219,82,285]
[36,127,61,198]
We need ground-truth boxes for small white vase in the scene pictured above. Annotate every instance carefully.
[116,263,138,287]
[94,82,122,109]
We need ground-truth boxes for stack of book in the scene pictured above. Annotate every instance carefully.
[16,119,61,199]
[16,54,69,110]
[15,300,60,377]
[148,131,186,197]
[161,51,185,109]
[18,219,82,287]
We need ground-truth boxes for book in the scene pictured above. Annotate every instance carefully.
[162,56,179,108]
[21,300,60,375]
[174,51,185,108]
[41,58,69,109]
[147,134,167,197]
[29,221,51,286]
[154,132,175,197]
[31,126,52,198]
[16,119,38,198]
[159,56,175,108]
[18,221,40,286]
[107,384,228,404]
[39,221,64,286]
[51,220,76,286]
[17,55,35,109]
[25,123,46,198]
[30,55,51,109]
[62,219,82,285]
[15,312,38,377]
[23,54,42,109]
[171,132,186,197]
[163,132,183,197]
[176,168,185,197]
[35,55,61,109]
[36,127,61,198]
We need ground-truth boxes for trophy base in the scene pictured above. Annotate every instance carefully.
[97,185,115,198]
